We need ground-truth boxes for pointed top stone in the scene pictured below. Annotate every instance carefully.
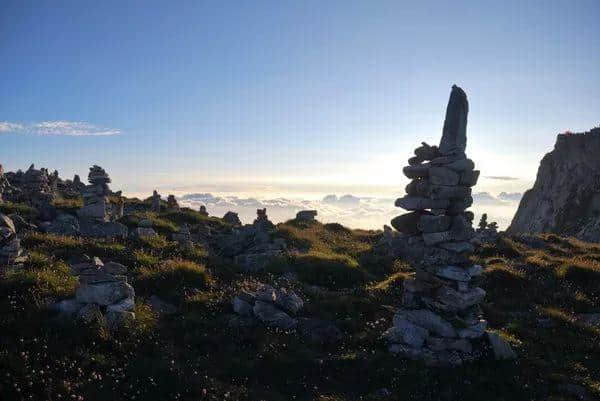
[439,85,469,155]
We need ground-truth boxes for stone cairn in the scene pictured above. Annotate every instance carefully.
[78,166,112,223]
[232,284,304,330]
[0,213,23,266]
[223,211,241,226]
[56,256,136,330]
[167,194,180,211]
[296,210,317,222]
[253,208,274,231]
[383,85,491,366]
[199,205,209,216]
[172,223,193,249]
[151,190,161,213]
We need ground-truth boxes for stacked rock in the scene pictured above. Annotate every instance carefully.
[167,195,180,210]
[253,208,275,231]
[223,211,241,226]
[296,210,317,221]
[384,86,488,365]
[232,284,304,330]
[20,164,54,206]
[131,219,157,238]
[58,256,136,330]
[199,205,209,216]
[151,190,161,213]
[172,223,193,249]
[0,213,22,265]
[78,166,112,222]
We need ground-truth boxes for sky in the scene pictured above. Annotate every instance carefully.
[1,1,599,228]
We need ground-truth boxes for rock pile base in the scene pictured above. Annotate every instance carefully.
[55,256,136,330]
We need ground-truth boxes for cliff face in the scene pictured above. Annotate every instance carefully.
[508,127,600,241]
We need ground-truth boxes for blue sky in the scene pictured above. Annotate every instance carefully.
[1,0,599,200]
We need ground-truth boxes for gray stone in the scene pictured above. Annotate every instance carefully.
[429,167,460,186]
[75,281,134,306]
[384,317,429,348]
[274,288,304,315]
[428,185,471,200]
[391,211,427,234]
[426,337,472,353]
[439,85,468,155]
[487,331,516,360]
[436,286,486,311]
[106,297,135,313]
[396,309,456,338]
[459,170,480,186]
[296,210,317,221]
[232,296,254,316]
[103,261,127,275]
[438,241,474,253]
[445,158,475,172]
[395,197,449,211]
[458,320,487,338]
[403,164,430,179]
[252,300,296,329]
[435,265,471,282]
[53,299,84,316]
[417,215,452,233]
[0,213,16,234]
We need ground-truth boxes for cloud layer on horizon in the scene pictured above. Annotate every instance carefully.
[0,121,120,136]
[179,191,523,230]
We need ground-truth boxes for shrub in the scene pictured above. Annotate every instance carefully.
[135,259,211,302]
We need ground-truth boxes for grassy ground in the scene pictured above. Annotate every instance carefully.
[0,211,599,400]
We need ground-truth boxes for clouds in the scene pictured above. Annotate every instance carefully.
[0,121,120,136]
[178,191,522,230]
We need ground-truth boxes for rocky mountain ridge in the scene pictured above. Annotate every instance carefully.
[508,127,600,240]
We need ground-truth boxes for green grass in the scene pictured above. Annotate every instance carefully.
[0,201,38,217]
[2,216,600,400]
[135,258,212,302]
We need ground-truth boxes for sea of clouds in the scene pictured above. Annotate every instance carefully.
[178,191,523,230]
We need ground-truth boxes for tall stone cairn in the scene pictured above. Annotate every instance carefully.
[78,166,112,222]
[384,85,486,366]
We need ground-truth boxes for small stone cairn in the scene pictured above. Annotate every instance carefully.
[223,211,241,226]
[131,218,157,239]
[0,213,23,266]
[253,208,275,231]
[78,166,112,222]
[167,194,180,211]
[232,284,304,330]
[199,205,209,216]
[473,213,500,244]
[172,223,193,249]
[296,210,317,222]
[151,190,161,213]
[384,86,512,365]
[56,256,135,330]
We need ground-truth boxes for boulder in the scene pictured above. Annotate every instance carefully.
[396,309,456,338]
[75,281,134,306]
[383,318,429,348]
[252,300,296,330]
